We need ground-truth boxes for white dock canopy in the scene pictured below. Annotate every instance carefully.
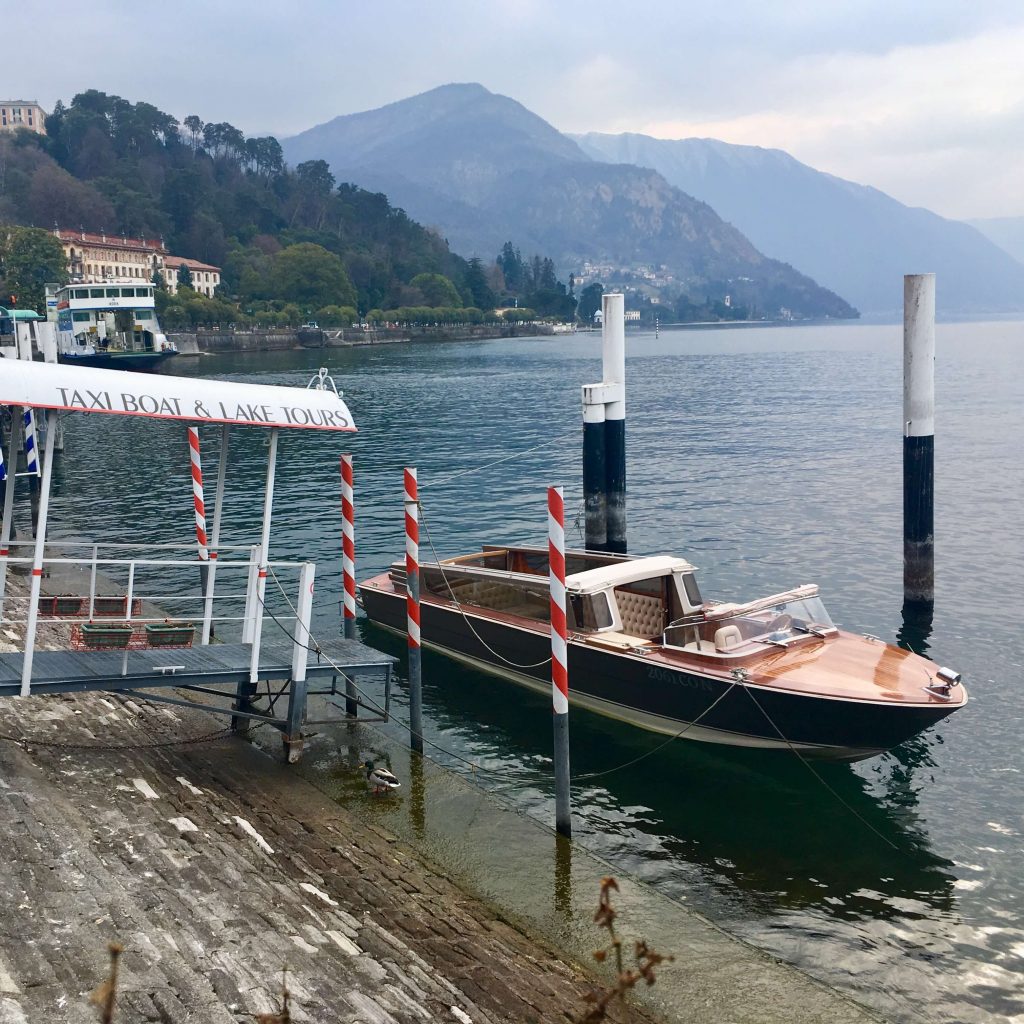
[1,358,356,698]
[0,360,355,431]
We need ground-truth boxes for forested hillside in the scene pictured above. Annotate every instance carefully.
[0,91,570,323]
[286,83,859,321]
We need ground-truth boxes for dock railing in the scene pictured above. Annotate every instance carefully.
[0,540,314,695]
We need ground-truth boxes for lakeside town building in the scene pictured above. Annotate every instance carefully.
[0,101,46,135]
[162,256,221,297]
[53,229,220,297]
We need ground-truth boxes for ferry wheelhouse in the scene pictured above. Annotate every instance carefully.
[49,281,178,371]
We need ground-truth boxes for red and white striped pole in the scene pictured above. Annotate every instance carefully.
[188,427,209,561]
[549,485,572,837]
[405,467,423,754]
[340,454,359,717]
[188,427,211,613]
[340,455,357,639]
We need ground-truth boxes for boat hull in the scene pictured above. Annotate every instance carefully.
[360,584,960,761]
[58,351,179,372]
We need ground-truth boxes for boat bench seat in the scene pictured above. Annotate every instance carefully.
[459,580,544,616]
[614,590,666,639]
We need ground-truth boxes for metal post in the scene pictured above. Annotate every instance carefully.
[602,293,627,554]
[284,561,315,763]
[122,561,136,676]
[237,430,277,732]
[405,467,423,755]
[201,425,229,644]
[20,410,58,696]
[248,428,278,682]
[241,544,260,645]
[903,274,935,604]
[340,454,358,716]
[87,543,98,619]
[549,486,572,838]
[233,543,260,733]
[0,409,22,620]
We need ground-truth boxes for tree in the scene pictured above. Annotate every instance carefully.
[291,160,336,229]
[0,226,68,312]
[271,243,356,309]
[464,257,496,310]
[177,262,194,288]
[578,283,603,323]
[183,115,204,152]
[497,241,524,291]
[409,272,462,308]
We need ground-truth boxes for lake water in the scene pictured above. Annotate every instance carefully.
[41,322,1024,1023]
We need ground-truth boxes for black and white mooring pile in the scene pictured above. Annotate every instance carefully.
[582,293,627,554]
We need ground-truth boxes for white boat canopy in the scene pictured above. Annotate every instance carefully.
[566,556,697,595]
[0,360,355,432]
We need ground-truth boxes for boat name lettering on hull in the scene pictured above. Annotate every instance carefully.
[647,666,715,691]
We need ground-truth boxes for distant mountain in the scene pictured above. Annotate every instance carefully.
[967,216,1024,265]
[573,132,1024,317]
[284,84,857,320]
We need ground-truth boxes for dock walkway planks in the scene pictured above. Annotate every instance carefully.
[0,638,394,698]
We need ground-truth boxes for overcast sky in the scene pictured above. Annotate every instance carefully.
[11,1,1024,220]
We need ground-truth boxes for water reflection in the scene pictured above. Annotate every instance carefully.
[409,754,426,841]
[554,835,573,921]
[897,599,934,657]
[365,624,956,929]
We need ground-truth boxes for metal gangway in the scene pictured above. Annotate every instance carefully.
[0,359,393,761]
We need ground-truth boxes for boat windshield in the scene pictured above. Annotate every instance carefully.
[763,596,834,632]
[664,593,835,653]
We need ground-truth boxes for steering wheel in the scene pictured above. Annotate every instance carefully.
[766,613,793,632]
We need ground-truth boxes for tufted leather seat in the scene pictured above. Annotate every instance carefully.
[614,590,666,638]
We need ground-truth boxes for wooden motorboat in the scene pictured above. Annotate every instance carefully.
[359,546,966,762]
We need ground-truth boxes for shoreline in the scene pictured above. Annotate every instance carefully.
[0,578,882,1023]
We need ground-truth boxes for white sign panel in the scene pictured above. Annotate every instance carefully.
[0,360,356,432]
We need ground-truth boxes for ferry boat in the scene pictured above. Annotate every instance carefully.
[49,281,178,371]
[297,322,326,347]
[359,546,967,761]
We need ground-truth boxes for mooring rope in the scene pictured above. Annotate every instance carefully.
[740,685,900,851]
[417,503,554,670]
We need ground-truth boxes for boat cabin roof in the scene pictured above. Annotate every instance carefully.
[566,556,696,595]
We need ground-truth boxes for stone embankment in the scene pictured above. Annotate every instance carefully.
[0,578,658,1024]
[167,324,558,356]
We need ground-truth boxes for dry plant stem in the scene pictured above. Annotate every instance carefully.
[89,942,124,1024]
[253,966,291,1023]
[579,877,673,1024]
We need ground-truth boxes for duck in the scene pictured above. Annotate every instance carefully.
[362,760,401,794]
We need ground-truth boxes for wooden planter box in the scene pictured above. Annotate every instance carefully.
[79,622,134,648]
[145,621,195,648]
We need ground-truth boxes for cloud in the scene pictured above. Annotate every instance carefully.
[6,2,1024,218]
[630,23,1024,217]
